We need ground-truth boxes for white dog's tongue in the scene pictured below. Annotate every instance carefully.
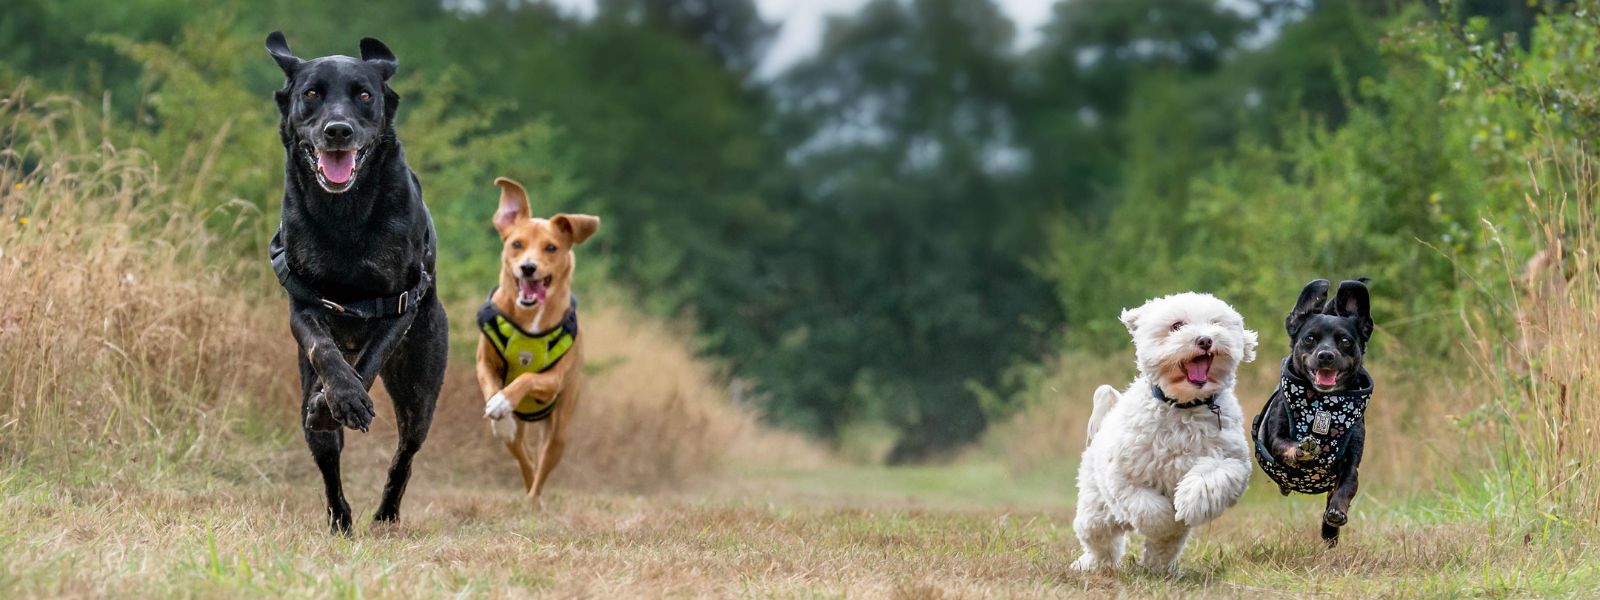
[1314,369,1339,388]
[317,150,355,184]
[1186,356,1212,386]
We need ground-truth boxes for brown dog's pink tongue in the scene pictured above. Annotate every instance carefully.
[1186,357,1211,385]
[317,150,355,184]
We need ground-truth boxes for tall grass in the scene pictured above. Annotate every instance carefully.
[0,84,815,491]
[1464,135,1600,526]
[0,87,290,475]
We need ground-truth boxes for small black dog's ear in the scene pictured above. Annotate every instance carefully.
[1285,279,1329,336]
[265,31,301,77]
[359,37,397,81]
[1333,279,1374,342]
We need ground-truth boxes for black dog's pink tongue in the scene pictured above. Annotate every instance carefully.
[1315,369,1339,388]
[1186,356,1212,386]
[317,150,355,184]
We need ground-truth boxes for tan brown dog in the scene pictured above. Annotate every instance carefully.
[476,176,599,505]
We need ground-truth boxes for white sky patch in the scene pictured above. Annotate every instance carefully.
[539,0,1054,78]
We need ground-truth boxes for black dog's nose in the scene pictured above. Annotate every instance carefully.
[1316,350,1337,363]
[1194,336,1213,351]
[324,121,354,143]
[518,263,537,278]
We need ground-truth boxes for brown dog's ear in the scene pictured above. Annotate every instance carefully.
[551,214,600,246]
[493,177,530,235]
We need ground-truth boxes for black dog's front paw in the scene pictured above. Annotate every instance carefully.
[1323,507,1347,527]
[304,390,342,431]
[323,377,375,432]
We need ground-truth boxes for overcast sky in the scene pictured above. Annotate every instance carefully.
[541,0,1054,77]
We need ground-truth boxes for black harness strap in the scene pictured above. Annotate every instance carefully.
[1151,383,1222,428]
[269,228,433,319]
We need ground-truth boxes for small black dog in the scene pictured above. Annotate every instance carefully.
[1251,278,1374,547]
[265,31,448,533]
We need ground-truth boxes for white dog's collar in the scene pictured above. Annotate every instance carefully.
[1151,383,1222,427]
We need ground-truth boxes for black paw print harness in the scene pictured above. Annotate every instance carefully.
[1251,360,1372,494]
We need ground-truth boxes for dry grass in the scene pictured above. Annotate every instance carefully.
[1,456,1594,598]
[0,86,813,496]
[0,88,296,472]
[985,349,1468,495]
[1462,144,1600,525]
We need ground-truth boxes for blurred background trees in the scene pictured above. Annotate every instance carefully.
[0,0,1581,461]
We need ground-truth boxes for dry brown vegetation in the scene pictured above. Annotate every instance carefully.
[0,88,811,498]
[986,349,1471,495]
[4,88,1599,599]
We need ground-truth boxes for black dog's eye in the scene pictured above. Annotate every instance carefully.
[544,244,559,253]
[358,91,372,103]
[511,241,523,250]
[1339,336,1353,348]
[303,89,319,100]
[1303,334,1316,345]
[1170,321,1185,332]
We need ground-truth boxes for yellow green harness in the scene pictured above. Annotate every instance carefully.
[476,291,578,421]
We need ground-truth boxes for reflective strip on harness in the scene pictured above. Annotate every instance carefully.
[477,292,578,421]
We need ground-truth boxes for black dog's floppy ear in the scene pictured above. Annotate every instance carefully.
[265,31,301,76]
[359,37,397,81]
[1285,279,1330,336]
[1333,279,1374,342]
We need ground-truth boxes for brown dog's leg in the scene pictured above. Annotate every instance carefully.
[505,420,538,493]
[530,419,567,502]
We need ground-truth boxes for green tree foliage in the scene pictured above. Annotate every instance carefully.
[3,0,1583,460]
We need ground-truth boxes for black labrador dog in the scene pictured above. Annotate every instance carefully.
[1251,278,1374,547]
[265,31,447,533]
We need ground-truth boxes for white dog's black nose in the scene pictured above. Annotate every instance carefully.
[518,263,537,278]
[324,121,354,144]
[1194,336,1213,351]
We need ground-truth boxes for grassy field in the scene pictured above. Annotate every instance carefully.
[4,82,1599,599]
[4,433,1597,598]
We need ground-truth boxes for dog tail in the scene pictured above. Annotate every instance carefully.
[1086,385,1120,447]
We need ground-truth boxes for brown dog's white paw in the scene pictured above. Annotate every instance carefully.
[485,393,517,441]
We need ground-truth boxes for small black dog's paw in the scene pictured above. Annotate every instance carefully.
[324,377,376,432]
[304,390,342,431]
[1293,437,1321,464]
[1323,507,1348,527]
[1320,521,1341,547]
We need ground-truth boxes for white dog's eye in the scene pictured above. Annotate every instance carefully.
[1170,321,1185,331]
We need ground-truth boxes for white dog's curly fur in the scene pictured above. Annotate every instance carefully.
[1071,292,1258,574]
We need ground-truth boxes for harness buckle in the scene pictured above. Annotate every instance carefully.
[320,298,347,313]
[397,290,410,314]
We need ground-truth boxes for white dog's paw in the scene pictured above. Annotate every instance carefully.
[1125,490,1178,532]
[1070,554,1112,572]
[1175,476,1230,526]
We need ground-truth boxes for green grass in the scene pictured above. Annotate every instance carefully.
[3,439,1595,598]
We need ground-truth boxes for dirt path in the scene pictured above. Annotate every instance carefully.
[3,440,1594,598]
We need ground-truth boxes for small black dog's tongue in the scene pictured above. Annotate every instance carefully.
[1314,369,1339,388]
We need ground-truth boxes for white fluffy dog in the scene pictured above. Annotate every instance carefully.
[1071,292,1258,574]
